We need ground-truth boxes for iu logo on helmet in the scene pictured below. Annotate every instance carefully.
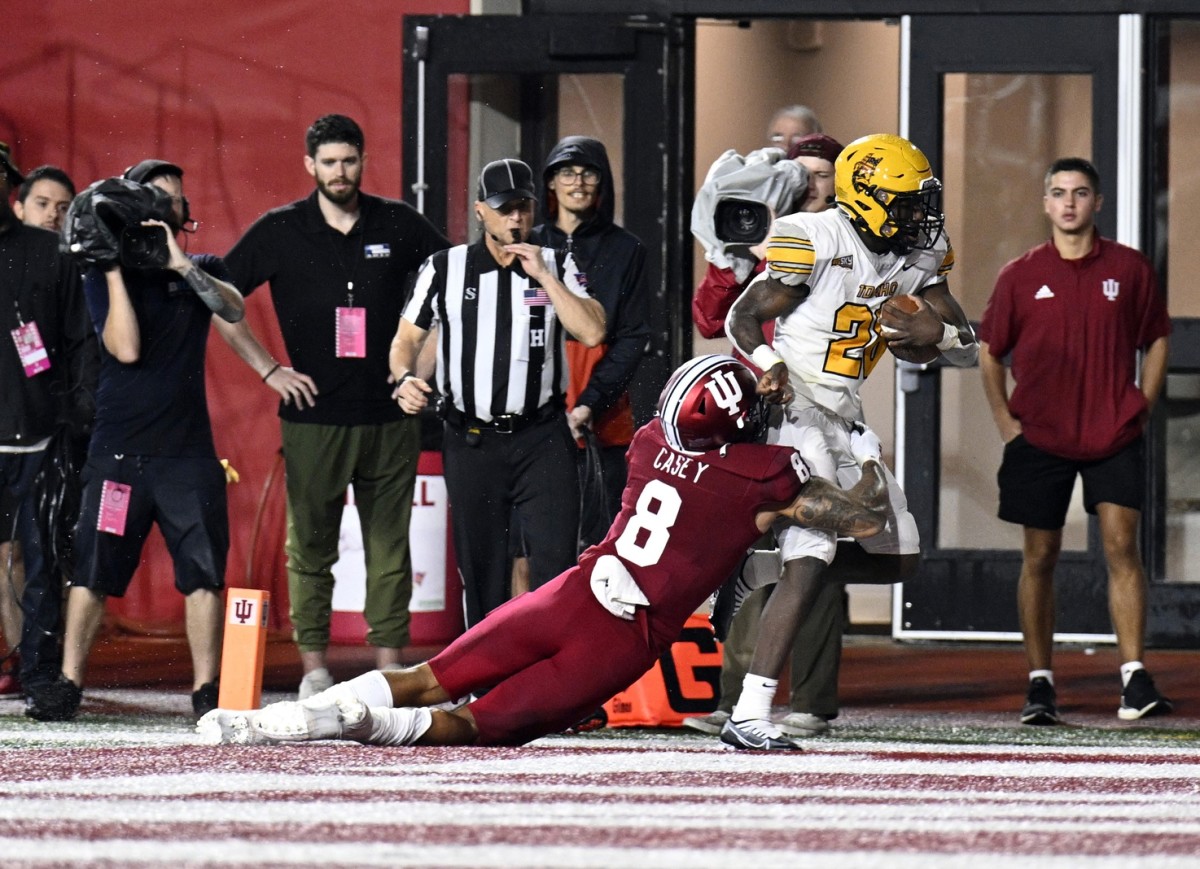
[705,369,744,418]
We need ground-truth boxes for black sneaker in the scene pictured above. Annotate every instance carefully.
[1020,676,1059,726]
[25,675,82,722]
[719,717,802,751]
[1119,669,1174,721]
[192,681,220,721]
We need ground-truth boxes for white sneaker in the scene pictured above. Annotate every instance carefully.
[298,668,334,700]
[680,710,730,735]
[778,712,829,736]
[196,708,276,746]
[251,695,370,743]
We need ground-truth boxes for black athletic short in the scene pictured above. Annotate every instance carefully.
[73,454,228,596]
[997,434,1143,531]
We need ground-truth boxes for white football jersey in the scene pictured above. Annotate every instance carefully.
[758,208,954,420]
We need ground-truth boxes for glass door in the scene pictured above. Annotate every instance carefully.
[896,14,1123,641]
[401,14,687,420]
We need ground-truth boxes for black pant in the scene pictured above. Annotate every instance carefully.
[0,448,61,690]
[443,415,580,627]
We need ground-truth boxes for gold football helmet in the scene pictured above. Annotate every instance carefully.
[834,134,944,253]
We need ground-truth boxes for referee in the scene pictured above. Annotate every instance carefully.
[390,159,605,627]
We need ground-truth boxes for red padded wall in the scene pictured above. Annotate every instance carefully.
[3,0,468,636]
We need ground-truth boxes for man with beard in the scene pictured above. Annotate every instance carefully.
[221,115,450,698]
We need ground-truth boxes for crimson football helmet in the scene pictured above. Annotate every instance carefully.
[657,354,767,452]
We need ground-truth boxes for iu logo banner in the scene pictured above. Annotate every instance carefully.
[1102,278,1120,301]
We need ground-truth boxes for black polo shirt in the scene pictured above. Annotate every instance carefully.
[225,191,450,426]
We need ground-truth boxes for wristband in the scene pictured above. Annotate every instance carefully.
[262,363,281,383]
[751,344,784,372]
[936,322,962,352]
[397,372,416,386]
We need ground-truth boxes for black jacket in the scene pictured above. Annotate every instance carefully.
[531,136,649,416]
[0,219,97,444]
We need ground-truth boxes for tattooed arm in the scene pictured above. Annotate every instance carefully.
[152,218,245,323]
[180,264,244,323]
[760,460,889,538]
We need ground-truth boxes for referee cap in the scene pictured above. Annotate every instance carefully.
[478,158,537,208]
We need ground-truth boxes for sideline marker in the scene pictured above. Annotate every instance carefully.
[217,589,270,710]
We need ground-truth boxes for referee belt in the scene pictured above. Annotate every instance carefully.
[442,402,561,435]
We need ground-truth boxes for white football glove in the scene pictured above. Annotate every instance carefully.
[849,422,882,466]
[589,554,650,620]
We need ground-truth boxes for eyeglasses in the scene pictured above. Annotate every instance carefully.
[554,167,601,186]
[769,133,806,147]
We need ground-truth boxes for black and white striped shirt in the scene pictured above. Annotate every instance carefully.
[403,241,591,421]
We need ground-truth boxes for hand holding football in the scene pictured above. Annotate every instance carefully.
[880,294,940,365]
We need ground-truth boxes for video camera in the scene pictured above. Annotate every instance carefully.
[62,177,176,269]
[691,147,808,281]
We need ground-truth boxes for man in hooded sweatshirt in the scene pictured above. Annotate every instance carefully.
[531,137,650,547]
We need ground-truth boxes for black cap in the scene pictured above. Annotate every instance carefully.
[478,159,537,208]
[0,142,24,186]
[123,159,184,185]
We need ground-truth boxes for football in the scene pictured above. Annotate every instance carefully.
[881,295,940,365]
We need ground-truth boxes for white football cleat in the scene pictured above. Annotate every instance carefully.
[196,708,276,746]
[250,695,371,743]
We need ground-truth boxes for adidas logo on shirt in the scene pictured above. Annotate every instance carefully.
[1034,285,1055,300]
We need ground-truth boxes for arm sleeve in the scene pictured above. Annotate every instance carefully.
[223,218,273,296]
[1134,257,1171,348]
[58,254,98,429]
[577,242,651,413]
[403,252,442,331]
[692,262,754,339]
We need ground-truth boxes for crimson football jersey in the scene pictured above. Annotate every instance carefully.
[577,418,807,645]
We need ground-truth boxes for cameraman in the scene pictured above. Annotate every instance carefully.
[692,133,843,355]
[26,159,244,723]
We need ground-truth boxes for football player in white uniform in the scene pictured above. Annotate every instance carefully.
[722,134,978,749]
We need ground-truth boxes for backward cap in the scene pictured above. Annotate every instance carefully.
[123,159,184,184]
[786,133,844,166]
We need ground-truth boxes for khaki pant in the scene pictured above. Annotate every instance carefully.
[281,418,419,651]
[718,579,844,717]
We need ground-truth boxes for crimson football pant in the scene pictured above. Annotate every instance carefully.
[430,570,657,746]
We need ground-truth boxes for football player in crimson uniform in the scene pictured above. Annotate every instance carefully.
[199,354,890,749]
[723,134,979,749]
